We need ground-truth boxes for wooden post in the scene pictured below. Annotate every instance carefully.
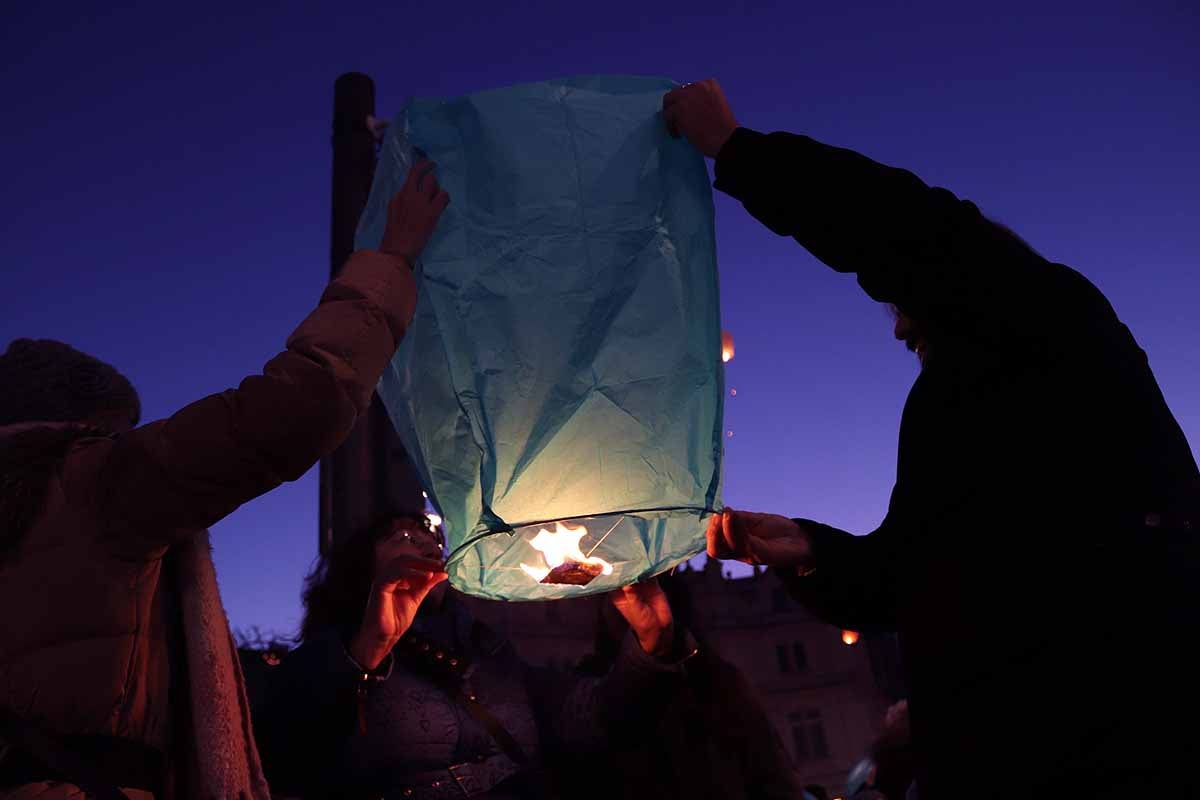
[321,72,425,555]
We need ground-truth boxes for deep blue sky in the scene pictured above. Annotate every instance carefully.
[3,1,1196,638]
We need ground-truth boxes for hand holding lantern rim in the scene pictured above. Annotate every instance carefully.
[378,159,450,269]
[662,78,739,159]
[705,509,815,571]
[349,555,448,671]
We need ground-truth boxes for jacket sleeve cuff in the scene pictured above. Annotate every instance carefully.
[799,517,853,560]
[713,126,769,201]
[343,644,396,683]
[323,249,418,346]
[775,518,851,589]
[618,627,700,673]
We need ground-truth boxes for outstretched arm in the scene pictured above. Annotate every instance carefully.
[666,80,1109,353]
[713,126,1048,342]
[775,517,901,632]
[66,163,450,555]
[85,249,417,551]
[707,508,901,631]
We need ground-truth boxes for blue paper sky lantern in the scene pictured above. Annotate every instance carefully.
[356,75,725,601]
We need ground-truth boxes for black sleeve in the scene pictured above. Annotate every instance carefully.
[713,127,1104,352]
[775,515,901,632]
[254,629,391,793]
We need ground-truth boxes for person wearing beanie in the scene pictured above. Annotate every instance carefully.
[0,161,449,799]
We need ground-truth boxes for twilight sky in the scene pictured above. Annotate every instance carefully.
[3,0,1196,637]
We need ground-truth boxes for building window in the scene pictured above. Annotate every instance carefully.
[778,642,810,673]
[792,641,808,671]
[788,710,830,763]
[809,714,829,758]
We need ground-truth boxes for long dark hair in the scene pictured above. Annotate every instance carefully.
[298,513,436,642]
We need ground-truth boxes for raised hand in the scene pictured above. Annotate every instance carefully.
[609,579,674,658]
[662,79,740,159]
[349,555,448,671]
[378,159,451,267]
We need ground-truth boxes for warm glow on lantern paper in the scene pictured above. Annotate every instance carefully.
[358,76,725,601]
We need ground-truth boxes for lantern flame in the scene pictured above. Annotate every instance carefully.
[519,521,614,584]
[842,630,860,646]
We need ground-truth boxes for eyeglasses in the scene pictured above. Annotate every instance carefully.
[385,525,444,551]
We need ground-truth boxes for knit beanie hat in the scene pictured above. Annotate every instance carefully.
[0,338,141,433]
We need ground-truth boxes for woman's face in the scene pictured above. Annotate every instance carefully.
[372,517,445,575]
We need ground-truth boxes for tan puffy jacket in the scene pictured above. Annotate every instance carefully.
[0,251,415,799]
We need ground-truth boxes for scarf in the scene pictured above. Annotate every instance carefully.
[172,530,272,800]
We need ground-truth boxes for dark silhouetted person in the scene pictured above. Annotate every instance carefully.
[0,162,448,799]
[665,79,1200,799]
[560,575,801,800]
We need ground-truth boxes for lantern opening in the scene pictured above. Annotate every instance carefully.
[442,509,712,601]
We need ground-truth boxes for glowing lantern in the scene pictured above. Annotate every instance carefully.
[721,329,735,363]
[842,630,860,646]
[358,76,725,600]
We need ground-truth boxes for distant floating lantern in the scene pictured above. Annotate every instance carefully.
[842,630,860,646]
[358,76,725,601]
[721,329,735,363]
